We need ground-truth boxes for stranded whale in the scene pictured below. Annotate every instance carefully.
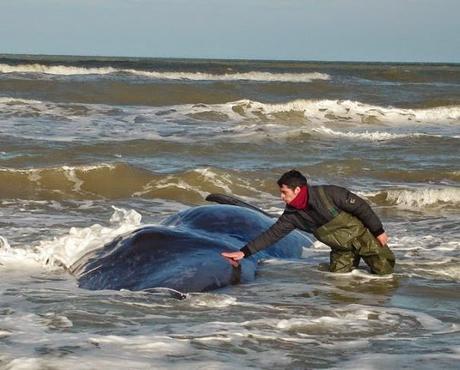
[69,194,312,293]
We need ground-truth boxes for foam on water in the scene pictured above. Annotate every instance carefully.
[0,206,142,270]
[275,304,456,334]
[188,293,237,308]
[0,97,43,104]
[1,97,459,145]
[90,334,192,354]
[0,313,198,370]
[316,266,395,281]
[314,127,430,141]
[407,264,460,281]
[0,235,44,270]
[3,355,190,370]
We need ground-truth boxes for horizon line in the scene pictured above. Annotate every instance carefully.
[1,52,459,66]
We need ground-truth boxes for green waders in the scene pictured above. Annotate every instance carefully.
[313,188,395,275]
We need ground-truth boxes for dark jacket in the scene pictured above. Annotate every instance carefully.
[240,185,384,257]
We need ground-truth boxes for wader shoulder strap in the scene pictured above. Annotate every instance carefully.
[318,186,340,218]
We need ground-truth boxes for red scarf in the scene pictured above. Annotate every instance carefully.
[289,186,308,209]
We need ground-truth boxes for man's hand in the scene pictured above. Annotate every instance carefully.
[221,251,244,267]
[376,232,389,247]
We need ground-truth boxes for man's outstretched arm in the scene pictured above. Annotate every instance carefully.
[221,213,296,266]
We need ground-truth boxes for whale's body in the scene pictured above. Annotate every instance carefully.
[70,197,312,293]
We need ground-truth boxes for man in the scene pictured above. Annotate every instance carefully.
[221,170,395,275]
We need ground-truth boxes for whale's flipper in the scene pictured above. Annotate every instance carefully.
[143,287,188,300]
[205,193,275,218]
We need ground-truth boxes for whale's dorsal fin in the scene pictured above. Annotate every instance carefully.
[205,193,275,218]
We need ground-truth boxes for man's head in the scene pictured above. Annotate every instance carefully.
[277,170,308,204]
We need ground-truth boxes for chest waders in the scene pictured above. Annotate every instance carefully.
[313,187,395,275]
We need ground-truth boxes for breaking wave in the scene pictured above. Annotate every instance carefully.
[2,163,459,211]
[366,187,460,209]
[234,99,460,124]
[0,164,265,202]
[2,97,460,127]
[0,63,330,82]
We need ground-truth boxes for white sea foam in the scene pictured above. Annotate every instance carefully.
[0,164,115,175]
[130,70,331,82]
[0,330,12,338]
[188,293,237,308]
[3,353,178,370]
[38,313,73,329]
[408,265,460,281]
[0,207,142,270]
[274,304,453,335]
[1,330,196,370]
[193,168,235,194]
[37,206,142,268]
[0,235,43,270]
[133,167,247,198]
[0,97,43,104]
[0,63,119,76]
[90,334,192,354]
[313,127,429,141]
[134,177,208,198]
[0,63,330,82]
[317,267,395,280]
[350,269,394,280]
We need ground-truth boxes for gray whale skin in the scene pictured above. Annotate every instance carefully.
[69,194,312,293]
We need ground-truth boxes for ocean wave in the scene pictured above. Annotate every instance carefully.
[3,163,457,211]
[0,164,266,202]
[234,99,460,124]
[2,96,459,125]
[0,97,43,104]
[0,63,330,82]
[365,187,460,209]
[310,127,457,141]
[1,97,459,145]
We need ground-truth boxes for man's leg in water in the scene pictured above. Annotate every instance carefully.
[329,248,361,273]
[354,230,396,275]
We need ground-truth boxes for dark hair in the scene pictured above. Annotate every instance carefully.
[277,170,307,190]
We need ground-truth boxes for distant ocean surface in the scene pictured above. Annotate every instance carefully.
[0,54,459,369]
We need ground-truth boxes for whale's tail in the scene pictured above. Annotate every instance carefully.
[205,193,275,218]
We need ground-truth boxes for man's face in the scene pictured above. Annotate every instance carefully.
[279,184,301,204]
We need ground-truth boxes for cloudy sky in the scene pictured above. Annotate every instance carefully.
[0,0,458,62]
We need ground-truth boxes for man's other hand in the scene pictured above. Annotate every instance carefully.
[376,232,389,247]
[221,251,244,267]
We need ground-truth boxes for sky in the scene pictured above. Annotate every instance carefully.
[0,0,459,63]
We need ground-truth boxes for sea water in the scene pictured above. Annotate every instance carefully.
[0,55,459,369]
